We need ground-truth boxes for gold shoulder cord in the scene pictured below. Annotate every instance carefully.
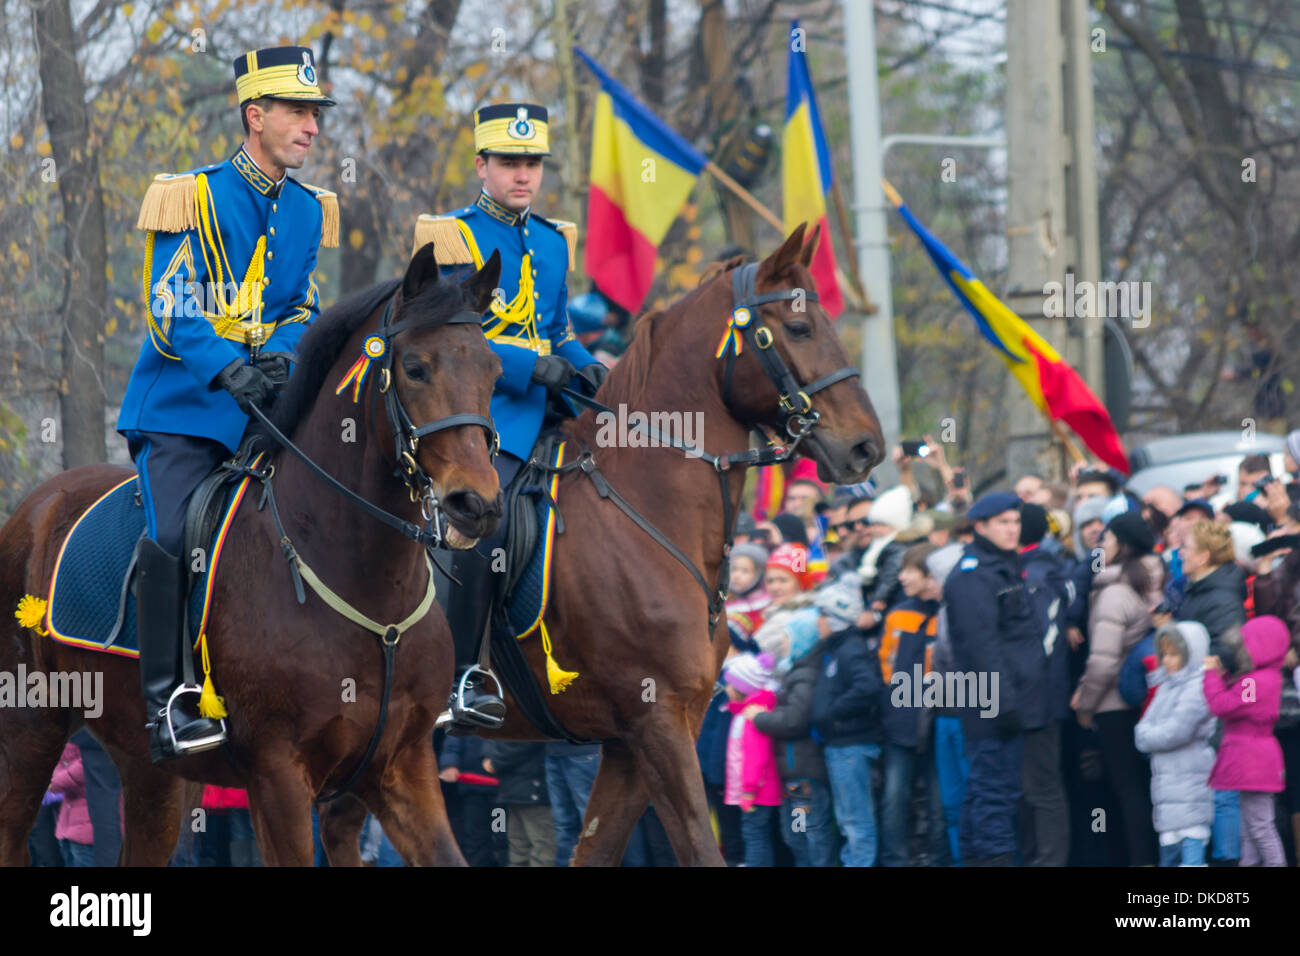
[454,218,540,350]
[194,173,268,341]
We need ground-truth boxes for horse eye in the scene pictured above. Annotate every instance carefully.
[785,321,812,338]
[402,358,430,382]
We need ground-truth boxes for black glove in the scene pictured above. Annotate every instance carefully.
[215,361,274,414]
[576,362,609,395]
[254,351,295,387]
[530,354,576,395]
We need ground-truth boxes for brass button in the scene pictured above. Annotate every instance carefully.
[272,203,277,213]
[269,227,276,236]
[266,250,274,260]
[524,228,529,236]
[262,277,270,287]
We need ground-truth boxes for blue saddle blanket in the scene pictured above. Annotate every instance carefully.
[44,476,240,657]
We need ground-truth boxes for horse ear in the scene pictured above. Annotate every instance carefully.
[799,222,822,267]
[461,249,502,315]
[403,242,441,299]
[698,255,747,287]
[759,223,808,278]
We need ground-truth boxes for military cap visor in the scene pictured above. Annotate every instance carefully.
[474,103,551,156]
[234,46,336,107]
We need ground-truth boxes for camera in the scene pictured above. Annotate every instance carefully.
[900,439,930,458]
[1254,474,1277,491]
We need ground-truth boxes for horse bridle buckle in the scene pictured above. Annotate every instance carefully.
[754,326,774,349]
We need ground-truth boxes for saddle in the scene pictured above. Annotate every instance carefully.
[494,429,566,624]
[44,440,263,655]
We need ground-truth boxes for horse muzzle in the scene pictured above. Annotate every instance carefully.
[441,489,503,547]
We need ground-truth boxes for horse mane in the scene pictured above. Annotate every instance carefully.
[597,257,752,409]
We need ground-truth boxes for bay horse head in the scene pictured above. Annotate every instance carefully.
[709,223,885,482]
[374,243,505,546]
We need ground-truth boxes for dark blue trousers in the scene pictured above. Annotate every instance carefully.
[959,734,1024,862]
[126,431,228,556]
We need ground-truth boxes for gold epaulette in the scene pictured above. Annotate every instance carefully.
[299,183,339,248]
[549,219,578,271]
[412,214,473,264]
[135,173,198,233]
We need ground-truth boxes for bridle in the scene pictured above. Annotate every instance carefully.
[550,261,862,634]
[247,289,499,551]
[720,262,860,446]
[372,293,499,535]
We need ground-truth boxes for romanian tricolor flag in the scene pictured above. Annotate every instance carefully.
[886,182,1129,473]
[575,47,708,313]
[783,21,844,318]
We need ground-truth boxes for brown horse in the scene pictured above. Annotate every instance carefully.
[324,223,884,865]
[0,244,504,866]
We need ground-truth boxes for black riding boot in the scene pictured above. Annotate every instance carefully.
[136,538,226,763]
[436,543,506,732]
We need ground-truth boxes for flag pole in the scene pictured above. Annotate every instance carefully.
[830,178,873,312]
[704,160,864,309]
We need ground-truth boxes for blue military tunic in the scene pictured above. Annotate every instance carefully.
[422,191,597,460]
[117,146,331,453]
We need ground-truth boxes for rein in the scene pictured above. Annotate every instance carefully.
[545,262,860,635]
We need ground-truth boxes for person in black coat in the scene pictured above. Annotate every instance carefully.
[1176,520,1246,657]
[808,579,885,866]
[696,686,742,865]
[482,741,553,867]
[943,492,1043,865]
[439,733,507,866]
[751,608,835,866]
[1017,504,1072,866]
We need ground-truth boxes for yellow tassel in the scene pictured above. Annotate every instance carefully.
[15,595,48,636]
[197,631,227,719]
[550,219,579,271]
[538,621,578,694]
[411,215,473,264]
[135,173,198,233]
[301,185,339,248]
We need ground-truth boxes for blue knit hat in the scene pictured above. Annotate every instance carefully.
[785,608,821,663]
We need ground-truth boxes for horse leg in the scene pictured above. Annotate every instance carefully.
[246,759,316,867]
[0,713,74,866]
[371,742,465,867]
[113,752,188,866]
[626,714,725,867]
[570,738,649,867]
[317,795,367,867]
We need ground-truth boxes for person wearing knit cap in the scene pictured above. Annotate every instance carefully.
[849,486,914,636]
[751,544,816,659]
[941,489,1045,865]
[1018,501,1075,866]
[1072,507,1165,866]
[725,541,772,653]
[1223,500,1273,536]
[722,653,783,866]
[1286,430,1300,477]
[808,571,886,866]
[1106,510,1157,556]
[750,608,837,866]
[925,542,970,863]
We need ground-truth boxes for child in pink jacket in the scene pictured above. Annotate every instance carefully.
[48,741,94,867]
[723,651,782,866]
[1204,615,1289,867]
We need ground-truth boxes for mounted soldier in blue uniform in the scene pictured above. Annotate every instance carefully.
[117,45,338,763]
[412,103,607,731]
